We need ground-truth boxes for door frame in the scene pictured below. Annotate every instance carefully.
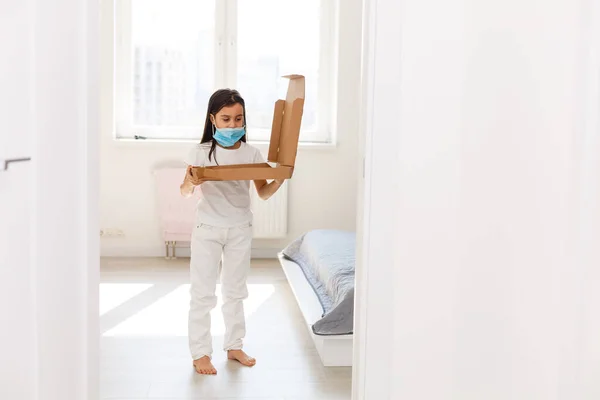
[351,0,400,398]
[32,0,100,399]
[69,0,397,399]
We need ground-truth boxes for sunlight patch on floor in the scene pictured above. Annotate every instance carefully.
[102,284,276,337]
[99,283,153,316]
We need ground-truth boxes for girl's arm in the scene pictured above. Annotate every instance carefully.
[180,165,204,197]
[254,179,285,200]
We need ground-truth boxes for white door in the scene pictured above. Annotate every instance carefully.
[0,0,36,399]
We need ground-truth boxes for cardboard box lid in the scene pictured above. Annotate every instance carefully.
[267,75,305,167]
[191,163,293,181]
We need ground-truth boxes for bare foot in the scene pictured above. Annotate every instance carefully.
[227,349,256,367]
[193,356,217,375]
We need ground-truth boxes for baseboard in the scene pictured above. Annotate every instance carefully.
[250,248,280,259]
[101,244,163,258]
[100,244,280,259]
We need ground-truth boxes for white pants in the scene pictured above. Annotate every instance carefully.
[188,222,252,360]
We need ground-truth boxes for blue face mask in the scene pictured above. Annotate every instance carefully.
[213,126,246,147]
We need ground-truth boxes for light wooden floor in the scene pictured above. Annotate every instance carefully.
[100,257,352,399]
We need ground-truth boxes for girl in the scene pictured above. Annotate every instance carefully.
[180,89,284,375]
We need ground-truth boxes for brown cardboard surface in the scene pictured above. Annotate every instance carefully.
[191,75,305,181]
[191,163,293,181]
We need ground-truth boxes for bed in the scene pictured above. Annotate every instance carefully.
[279,229,355,366]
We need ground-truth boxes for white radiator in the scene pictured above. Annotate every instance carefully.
[250,182,288,238]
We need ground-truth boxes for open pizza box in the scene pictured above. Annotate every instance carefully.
[191,75,305,181]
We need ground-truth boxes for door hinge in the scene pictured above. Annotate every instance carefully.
[362,157,365,178]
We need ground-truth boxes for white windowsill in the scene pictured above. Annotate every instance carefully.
[110,137,338,151]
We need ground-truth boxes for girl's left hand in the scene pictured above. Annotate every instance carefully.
[275,179,285,185]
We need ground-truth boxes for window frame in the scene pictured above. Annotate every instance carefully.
[113,0,336,143]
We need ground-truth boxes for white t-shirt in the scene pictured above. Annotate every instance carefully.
[184,142,265,227]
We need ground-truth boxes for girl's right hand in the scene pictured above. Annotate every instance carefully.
[186,165,205,186]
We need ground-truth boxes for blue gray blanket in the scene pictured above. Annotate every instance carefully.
[280,230,355,336]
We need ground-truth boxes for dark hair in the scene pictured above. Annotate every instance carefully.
[201,89,247,163]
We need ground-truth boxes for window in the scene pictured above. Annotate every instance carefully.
[114,0,335,143]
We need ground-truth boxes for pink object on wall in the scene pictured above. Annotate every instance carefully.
[153,167,201,258]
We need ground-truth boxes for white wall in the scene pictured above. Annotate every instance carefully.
[99,0,362,257]
[357,0,600,399]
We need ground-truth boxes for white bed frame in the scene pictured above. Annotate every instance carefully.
[279,257,354,367]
